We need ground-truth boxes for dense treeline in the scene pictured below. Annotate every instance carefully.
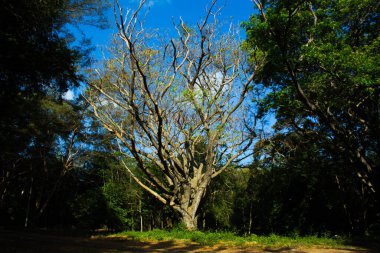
[243,0,379,235]
[0,0,107,227]
[0,0,378,237]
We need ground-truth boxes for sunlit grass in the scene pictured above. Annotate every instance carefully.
[107,229,355,249]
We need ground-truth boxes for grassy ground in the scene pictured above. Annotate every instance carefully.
[2,229,378,253]
[107,229,357,249]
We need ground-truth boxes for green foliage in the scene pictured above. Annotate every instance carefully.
[69,188,108,229]
[247,233,346,248]
[102,181,136,230]
[243,0,380,234]
[0,0,108,228]
[200,168,250,230]
[110,229,350,248]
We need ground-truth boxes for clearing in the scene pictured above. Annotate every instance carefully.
[0,229,378,253]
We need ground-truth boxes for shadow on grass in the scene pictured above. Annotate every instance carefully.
[1,229,379,253]
[341,236,380,253]
[0,229,262,253]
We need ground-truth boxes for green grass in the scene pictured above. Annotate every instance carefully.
[107,229,354,249]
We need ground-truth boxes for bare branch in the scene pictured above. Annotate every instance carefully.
[86,0,260,229]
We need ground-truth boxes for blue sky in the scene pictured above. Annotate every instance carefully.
[86,0,254,59]
[63,0,255,100]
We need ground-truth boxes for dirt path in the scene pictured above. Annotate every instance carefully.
[0,229,377,253]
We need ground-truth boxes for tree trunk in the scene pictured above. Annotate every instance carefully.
[139,198,143,232]
[181,213,198,231]
[202,211,206,230]
[248,202,253,235]
[25,175,34,228]
[172,178,210,231]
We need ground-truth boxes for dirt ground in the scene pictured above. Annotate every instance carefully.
[0,229,378,253]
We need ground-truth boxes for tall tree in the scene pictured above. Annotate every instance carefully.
[242,0,380,234]
[243,0,379,195]
[0,0,108,227]
[86,0,258,230]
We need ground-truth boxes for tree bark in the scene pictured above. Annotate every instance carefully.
[172,179,209,230]
[139,198,143,232]
[181,213,198,230]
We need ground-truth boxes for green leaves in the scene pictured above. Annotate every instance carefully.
[243,0,380,234]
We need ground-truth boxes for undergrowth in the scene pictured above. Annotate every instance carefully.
[108,229,353,249]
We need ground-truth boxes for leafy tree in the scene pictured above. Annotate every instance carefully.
[243,0,379,194]
[0,99,89,227]
[0,0,108,227]
[199,168,250,231]
[244,131,377,235]
[243,0,379,234]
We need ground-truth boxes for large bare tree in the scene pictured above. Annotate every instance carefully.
[86,0,258,230]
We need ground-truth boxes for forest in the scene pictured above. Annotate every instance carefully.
[0,0,379,241]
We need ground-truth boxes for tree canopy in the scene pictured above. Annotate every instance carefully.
[243,0,379,234]
[0,0,108,227]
